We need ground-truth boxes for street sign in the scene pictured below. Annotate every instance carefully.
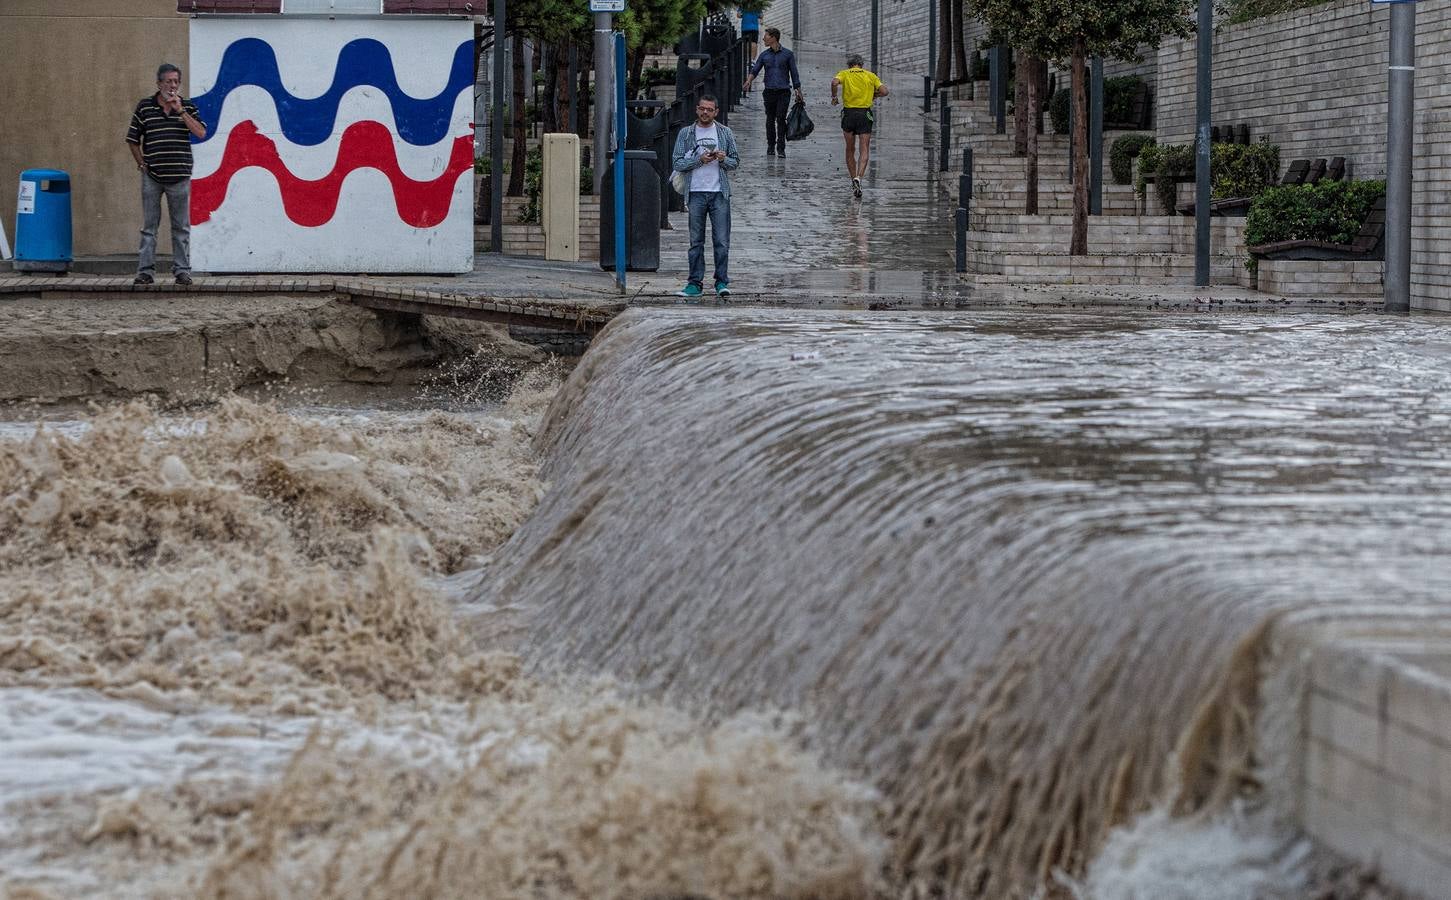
[590,0,625,11]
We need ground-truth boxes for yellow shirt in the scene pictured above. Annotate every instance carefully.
[835,68,883,108]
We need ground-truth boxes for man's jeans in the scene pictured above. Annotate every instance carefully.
[138,173,191,276]
[687,190,730,287]
[763,88,791,151]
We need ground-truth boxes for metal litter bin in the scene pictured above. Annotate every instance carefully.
[599,150,661,272]
[14,169,72,273]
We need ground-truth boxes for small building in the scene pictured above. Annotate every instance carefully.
[1,0,479,272]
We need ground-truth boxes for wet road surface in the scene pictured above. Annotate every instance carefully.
[634,42,973,306]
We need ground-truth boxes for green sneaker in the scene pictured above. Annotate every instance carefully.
[678,283,703,298]
[715,281,731,296]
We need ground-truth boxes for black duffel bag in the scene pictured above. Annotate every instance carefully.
[785,100,814,141]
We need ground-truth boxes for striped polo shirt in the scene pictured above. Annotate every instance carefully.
[126,96,203,183]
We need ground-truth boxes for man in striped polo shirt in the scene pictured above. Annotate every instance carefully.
[126,63,207,285]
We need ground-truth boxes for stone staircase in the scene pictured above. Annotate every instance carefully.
[931,94,1247,285]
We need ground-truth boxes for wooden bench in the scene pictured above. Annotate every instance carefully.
[1248,195,1386,261]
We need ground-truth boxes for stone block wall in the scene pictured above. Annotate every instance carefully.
[1299,635,1451,899]
[796,0,932,78]
[1153,0,1451,310]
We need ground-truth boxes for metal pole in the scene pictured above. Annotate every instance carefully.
[614,32,627,292]
[1090,56,1103,215]
[988,48,999,123]
[939,100,950,172]
[490,0,505,253]
[871,0,880,73]
[1385,1,1415,313]
[995,45,1008,134]
[593,11,613,195]
[1194,0,1213,287]
[955,207,967,272]
[928,0,937,78]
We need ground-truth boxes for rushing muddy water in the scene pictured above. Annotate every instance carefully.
[485,308,1451,898]
[3,308,1447,898]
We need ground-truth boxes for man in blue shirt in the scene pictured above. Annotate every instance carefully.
[742,28,803,157]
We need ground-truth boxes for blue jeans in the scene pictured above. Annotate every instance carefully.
[687,190,730,287]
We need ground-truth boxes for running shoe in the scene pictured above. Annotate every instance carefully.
[852,177,863,199]
[678,283,703,298]
[715,281,731,297]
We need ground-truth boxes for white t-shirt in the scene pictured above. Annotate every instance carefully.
[691,123,722,192]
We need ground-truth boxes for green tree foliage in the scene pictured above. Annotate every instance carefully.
[969,0,1194,252]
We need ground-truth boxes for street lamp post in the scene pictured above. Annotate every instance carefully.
[1385,0,1415,313]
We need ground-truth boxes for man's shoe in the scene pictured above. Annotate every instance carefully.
[852,177,863,199]
[777,145,786,157]
[133,273,154,285]
[715,281,731,297]
[678,283,703,298]
[174,272,193,286]
[767,146,776,156]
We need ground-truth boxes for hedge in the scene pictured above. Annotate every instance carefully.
[1135,140,1280,214]
[1244,179,1386,248]
[1109,134,1154,185]
[1048,75,1147,134]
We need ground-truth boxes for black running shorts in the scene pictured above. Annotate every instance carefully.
[841,107,874,134]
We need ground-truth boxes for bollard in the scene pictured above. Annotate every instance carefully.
[939,101,951,172]
[955,207,968,273]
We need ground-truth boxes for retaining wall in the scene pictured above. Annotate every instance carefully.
[1154,0,1451,311]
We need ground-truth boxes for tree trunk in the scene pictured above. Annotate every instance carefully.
[935,0,952,84]
[951,0,968,84]
[1034,58,1048,135]
[1070,43,1089,255]
[541,43,557,133]
[630,46,646,100]
[1025,54,1040,215]
[1013,48,1028,156]
[555,40,571,134]
[509,30,527,197]
[577,49,590,141]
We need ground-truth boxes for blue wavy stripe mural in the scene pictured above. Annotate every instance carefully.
[192,37,472,146]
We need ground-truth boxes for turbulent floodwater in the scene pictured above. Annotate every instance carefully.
[3,308,1448,898]
[485,308,1451,898]
[0,372,882,899]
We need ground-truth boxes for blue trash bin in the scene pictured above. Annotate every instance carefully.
[14,169,72,273]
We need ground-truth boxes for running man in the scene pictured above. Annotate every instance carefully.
[830,54,888,199]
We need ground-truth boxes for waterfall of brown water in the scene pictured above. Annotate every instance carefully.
[489,309,1451,897]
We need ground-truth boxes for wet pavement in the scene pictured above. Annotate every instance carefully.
[630,41,973,306]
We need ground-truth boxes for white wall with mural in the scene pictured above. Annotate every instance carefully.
[189,16,474,273]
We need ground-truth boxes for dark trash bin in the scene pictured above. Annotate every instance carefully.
[14,169,72,273]
[599,150,661,272]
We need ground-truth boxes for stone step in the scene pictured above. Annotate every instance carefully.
[968,251,1243,285]
[1256,259,1384,297]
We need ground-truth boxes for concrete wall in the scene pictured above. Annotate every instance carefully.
[1,0,188,257]
[1279,619,1451,899]
[1154,0,1451,311]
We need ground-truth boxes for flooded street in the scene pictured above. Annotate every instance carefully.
[491,308,1451,897]
[2,35,1447,900]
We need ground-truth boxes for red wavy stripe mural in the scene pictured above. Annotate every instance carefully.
[191,120,473,227]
